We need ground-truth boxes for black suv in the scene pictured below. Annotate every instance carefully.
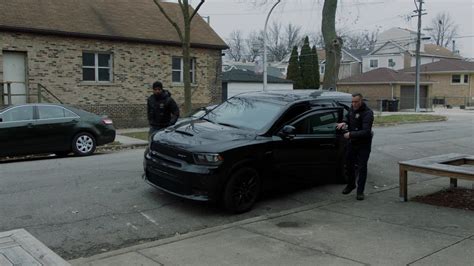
[143,90,351,213]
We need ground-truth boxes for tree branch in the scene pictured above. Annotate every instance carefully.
[190,0,205,21]
[153,0,184,42]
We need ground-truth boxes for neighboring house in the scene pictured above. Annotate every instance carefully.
[362,27,461,73]
[0,0,227,127]
[403,59,474,107]
[338,48,371,79]
[223,60,285,79]
[221,68,293,100]
[337,68,435,110]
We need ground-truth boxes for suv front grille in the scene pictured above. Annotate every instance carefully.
[150,142,194,164]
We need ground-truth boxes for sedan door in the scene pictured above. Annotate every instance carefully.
[272,108,343,180]
[34,105,80,152]
[0,105,36,156]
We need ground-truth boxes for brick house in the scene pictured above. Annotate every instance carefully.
[0,0,227,127]
[403,59,474,107]
[338,59,474,110]
[337,68,434,110]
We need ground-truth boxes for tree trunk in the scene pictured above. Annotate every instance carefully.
[182,10,192,115]
[321,0,342,90]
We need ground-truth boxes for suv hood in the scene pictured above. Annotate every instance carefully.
[153,119,257,151]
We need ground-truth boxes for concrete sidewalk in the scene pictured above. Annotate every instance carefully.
[70,178,474,266]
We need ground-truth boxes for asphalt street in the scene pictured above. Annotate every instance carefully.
[0,111,472,260]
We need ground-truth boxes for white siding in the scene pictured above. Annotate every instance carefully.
[362,55,404,72]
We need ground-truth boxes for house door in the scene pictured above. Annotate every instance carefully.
[400,85,428,110]
[3,51,27,104]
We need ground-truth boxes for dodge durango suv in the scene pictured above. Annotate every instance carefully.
[143,90,351,213]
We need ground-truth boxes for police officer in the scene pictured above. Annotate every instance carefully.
[336,93,374,200]
[147,81,180,137]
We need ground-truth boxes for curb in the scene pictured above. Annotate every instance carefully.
[69,197,350,264]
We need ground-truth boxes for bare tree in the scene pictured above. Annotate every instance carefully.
[322,0,342,90]
[342,29,378,50]
[245,31,264,62]
[428,12,458,48]
[226,30,245,61]
[309,32,325,49]
[285,23,303,55]
[263,22,303,62]
[153,0,205,114]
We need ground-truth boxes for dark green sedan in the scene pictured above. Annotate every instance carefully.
[0,104,115,157]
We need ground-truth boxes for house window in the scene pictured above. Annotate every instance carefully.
[388,59,396,67]
[172,56,196,83]
[370,59,378,68]
[452,74,461,83]
[320,65,325,75]
[464,75,469,83]
[82,52,112,82]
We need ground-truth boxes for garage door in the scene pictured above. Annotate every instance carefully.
[400,85,428,110]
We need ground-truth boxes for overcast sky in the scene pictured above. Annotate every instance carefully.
[189,0,474,58]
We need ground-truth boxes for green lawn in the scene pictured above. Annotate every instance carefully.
[374,114,446,126]
[119,114,446,140]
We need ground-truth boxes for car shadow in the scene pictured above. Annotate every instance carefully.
[0,152,110,164]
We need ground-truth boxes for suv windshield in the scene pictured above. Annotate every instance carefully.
[204,97,283,131]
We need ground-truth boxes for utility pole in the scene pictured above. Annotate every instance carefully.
[263,0,281,91]
[413,0,426,112]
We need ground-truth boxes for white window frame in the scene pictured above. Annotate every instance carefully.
[451,74,469,85]
[82,52,112,82]
[369,59,378,68]
[172,56,196,84]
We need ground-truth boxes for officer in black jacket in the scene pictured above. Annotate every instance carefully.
[147,81,180,137]
[336,93,374,200]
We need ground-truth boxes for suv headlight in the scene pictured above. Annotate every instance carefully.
[193,153,223,165]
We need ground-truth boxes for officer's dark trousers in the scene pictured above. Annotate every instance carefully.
[346,142,372,194]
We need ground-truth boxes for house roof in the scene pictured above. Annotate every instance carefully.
[222,68,293,84]
[223,63,285,79]
[403,59,474,73]
[343,48,371,62]
[421,44,462,58]
[338,68,433,85]
[0,0,227,50]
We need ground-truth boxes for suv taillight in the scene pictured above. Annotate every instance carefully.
[102,118,113,125]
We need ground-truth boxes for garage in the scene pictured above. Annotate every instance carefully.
[400,85,428,110]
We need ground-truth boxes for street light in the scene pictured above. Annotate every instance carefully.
[263,0,281,91]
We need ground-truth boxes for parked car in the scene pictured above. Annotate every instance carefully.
[143,90,352,213]
[0,104,116,157]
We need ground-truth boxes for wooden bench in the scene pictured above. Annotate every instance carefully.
[399,153,474,201]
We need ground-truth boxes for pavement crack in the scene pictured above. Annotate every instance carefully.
[407,235,474,265]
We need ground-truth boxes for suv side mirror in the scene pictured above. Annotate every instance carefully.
[0,117,3,122]
[278,125,295,140]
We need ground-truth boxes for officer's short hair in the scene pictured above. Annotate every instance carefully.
[152,81,163,90]
[352,92,363,98]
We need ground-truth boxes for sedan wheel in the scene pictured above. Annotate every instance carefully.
[72,132,96,156]
[223,167,261,213]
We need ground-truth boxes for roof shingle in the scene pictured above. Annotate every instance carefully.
[338,68,432,84]
[403,59,474,73]
[0,0,227,49]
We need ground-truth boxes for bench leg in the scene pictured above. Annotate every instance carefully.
[399,166,408,202]
[450,178,457,188]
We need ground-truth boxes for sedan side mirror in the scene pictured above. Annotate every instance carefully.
[278,125,296,140]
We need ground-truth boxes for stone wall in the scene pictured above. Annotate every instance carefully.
[0,31,223,111]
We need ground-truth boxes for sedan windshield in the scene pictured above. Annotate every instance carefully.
[204,97,283,131]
